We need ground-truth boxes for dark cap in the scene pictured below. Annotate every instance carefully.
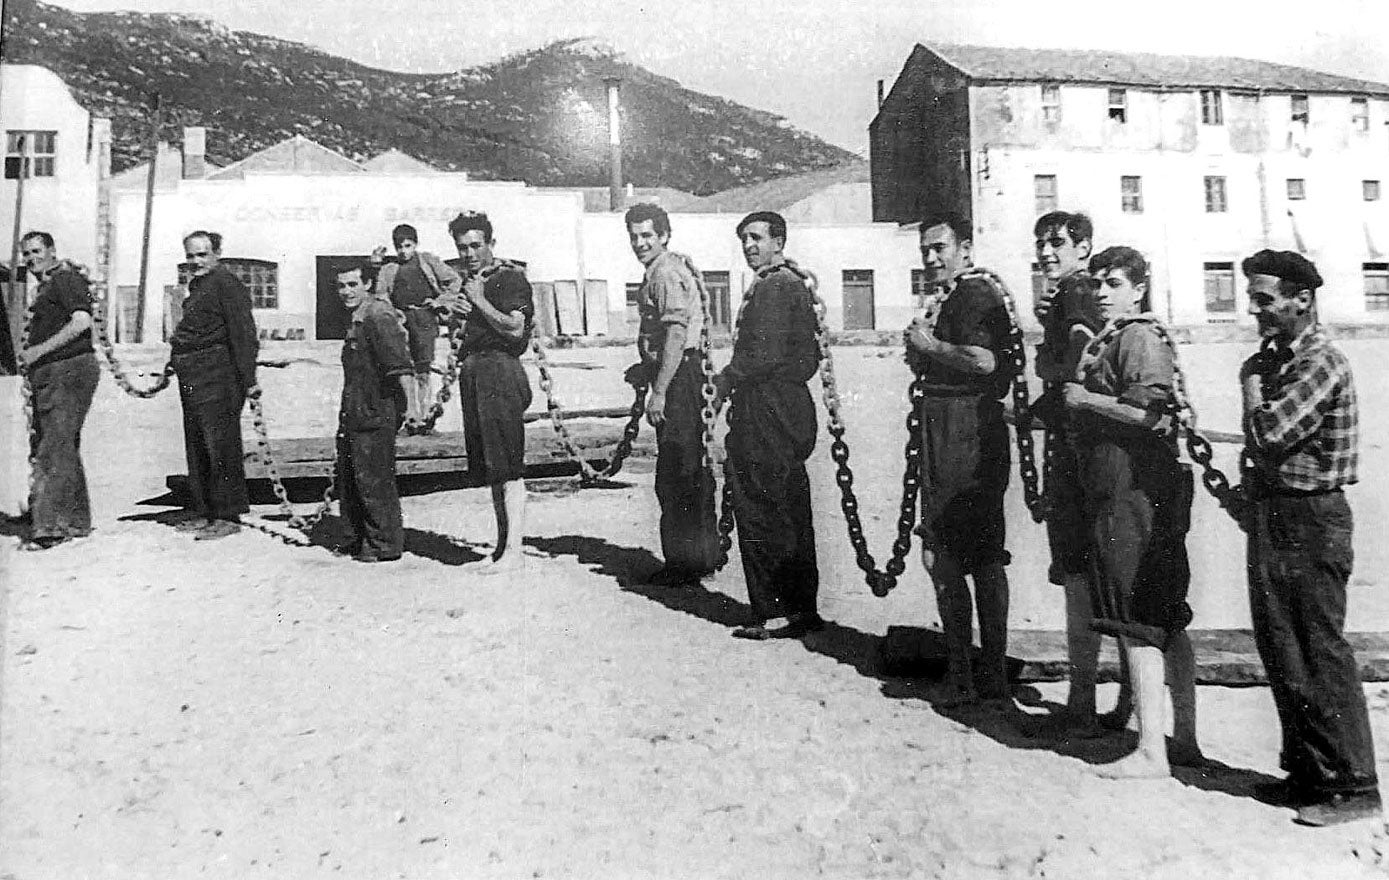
[1241,249,1322,291]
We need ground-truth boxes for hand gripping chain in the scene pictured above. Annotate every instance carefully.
[954,268,1046,523]
[1075,314,1239,515]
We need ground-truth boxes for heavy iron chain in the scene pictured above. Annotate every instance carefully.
[532,336,647,484]
[17,296,38,510]
[413,316,466,434]
[245,386,339,533]
[778,259,926,596]
[955,268,1046,523]
[1075,314,1239,515]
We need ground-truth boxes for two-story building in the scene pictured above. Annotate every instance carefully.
[871,44,1389,326]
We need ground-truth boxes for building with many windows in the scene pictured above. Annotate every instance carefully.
[871,44,1389,325]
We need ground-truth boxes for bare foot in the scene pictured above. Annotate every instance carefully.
[1168,740,1207,767]
[1095,750,1171,780]
[473,553,526,577]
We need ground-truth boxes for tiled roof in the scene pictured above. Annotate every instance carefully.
[924,43,1389,96]
[206,135,365,179]
[363,149,440,174]
[672,161,869,214]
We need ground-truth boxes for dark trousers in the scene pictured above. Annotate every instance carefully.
[336,425,403,557]
[1248,490,1378,796]
[29,352,99,539]
[174,347,249,521]
[654,353,719,573]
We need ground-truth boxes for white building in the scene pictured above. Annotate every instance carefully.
[110,134,920,341]
[871,44,1389,326]
[0,64,111,275]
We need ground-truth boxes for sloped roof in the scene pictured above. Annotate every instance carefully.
[207,135,366,179]
[673,161,869,214]
[573,187,702,213]
[363,148,440,174]
[922,43,1389,97]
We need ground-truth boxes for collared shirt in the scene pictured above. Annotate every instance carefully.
[1075,316,1178,450]
[724,261,819,388]
[913,272,1012,399]
[28,263,93,368]
[1243,325,1358,492]
[340,297,413,432]
[458,261,534,358]
[637,250,704,362]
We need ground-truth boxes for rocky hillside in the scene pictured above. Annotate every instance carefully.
[0,0,856,193]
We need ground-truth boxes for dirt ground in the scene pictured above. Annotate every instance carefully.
[4,339,1389,879]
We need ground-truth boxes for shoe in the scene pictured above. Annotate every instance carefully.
[330,541,364,557]
[194,519,241,541]
[174,516,211,533]
[732,624,770,641]
[352,550,402,563]
[1295,790,1384,827]
[768,613,827,639]
[1252,777,1311,807]
[19,535,71,551]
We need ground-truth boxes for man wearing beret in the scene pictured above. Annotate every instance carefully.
[1240,249,1380,826]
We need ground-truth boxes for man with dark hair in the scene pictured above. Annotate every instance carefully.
[903,213,1014,703]
[371,222,461,428]
[16,231,98,550]
[1239,249,1380,826]
[1030,210,1111,736]
[717,211,823,640]
[624,202,719,585]
[1063,245,1201,777]
[333,261,413,562]
[169,230,258,540]
[446,211,534,573]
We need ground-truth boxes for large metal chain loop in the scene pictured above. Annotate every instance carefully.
[531,335,647,485]
[412,317,466,434]
[955,267,1045,522]
[246,387,338,532]
[17,296,38,508]
[89,292,175,398]
[1077,314,1240,516]
[670,252,722,475]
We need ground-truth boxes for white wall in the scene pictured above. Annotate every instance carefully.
[0,65,105,272]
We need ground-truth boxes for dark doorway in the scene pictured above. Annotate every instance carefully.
[842,269,876,331]
[315,255,369,340]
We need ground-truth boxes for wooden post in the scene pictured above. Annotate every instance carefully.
[8,132,27,292]
[134,94,162,344]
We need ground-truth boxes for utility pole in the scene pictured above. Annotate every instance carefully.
[134,93,163,343]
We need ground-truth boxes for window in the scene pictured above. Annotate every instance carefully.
[1108,88,1128,123]
[701,271,732,329]
[1200,90,1224,125]
[1287,178,1306,201]
[1365,180,1381,201]
[1034,174,1058,213]
[1204,176,1228,213]
[1031,262,1047,306]
[911,268,931,306]
[4,130,56,178]
[1366,263,1389,311]
[1204,262,1237,316]
[1121,175,1143,213]
[1291,94,1310,124]
[624,282,642,307]
[1352,97,1370,132]
[223,258,279,309]
[1041,84,1062,123]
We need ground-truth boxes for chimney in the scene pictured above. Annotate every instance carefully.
[182,126,206,179]
[604,77,623,212]
[876,79,885,109]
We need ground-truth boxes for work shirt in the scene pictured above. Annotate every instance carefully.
[28,264,93,369]
[458,262,534,359]
[723,261,819,389]
[637,250,705,362]
[1243,325,1358,492]
[913,273,1012,399]
[170,266,259,392]
[340,297,413,432]
[376,251,461,307]
[1074,317,1178,450]
[391,256,435,309]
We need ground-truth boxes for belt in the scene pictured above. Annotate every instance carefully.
[171,340,229,357]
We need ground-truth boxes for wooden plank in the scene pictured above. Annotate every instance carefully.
[879,626,1389,685]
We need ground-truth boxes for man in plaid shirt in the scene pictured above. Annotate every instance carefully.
[1240,249,1379,827]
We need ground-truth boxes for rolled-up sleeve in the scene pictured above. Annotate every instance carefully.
[1113,325,1174,410]
[648,263,694,329]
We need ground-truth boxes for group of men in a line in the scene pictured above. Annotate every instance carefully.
[13,195,1379,825]
[904,207,1377,825]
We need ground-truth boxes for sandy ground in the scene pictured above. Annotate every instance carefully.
[4,338,1389,879]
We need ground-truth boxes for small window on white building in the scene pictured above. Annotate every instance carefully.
[1041,84,1062,123]
[1287,178,1307,201]
[1108,89,1128,123]
[1204,262,1237,316]
[1031,262,1047,305]
[701,271,732,329]
[624,282,642,307]
[1200,90,1224,125]
[224,259,279,309]
[4,131,57,178]
[1034,174,1058,214]
[1291,94,1310,125]
[1204,176,1228,213]
[1352,97,1370,133]
[1365,180,1381,201]
[911,268,932,307]
[1121,175,1143,213]
[1365,263,1389,311]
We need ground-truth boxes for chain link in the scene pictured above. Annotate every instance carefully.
[79,261,177,398]
[532,336,647,485]
[245,387,339,532]
[411,316,466,434]
[17,293,38,511]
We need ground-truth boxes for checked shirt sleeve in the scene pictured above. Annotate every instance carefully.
[1245,348,1344,455]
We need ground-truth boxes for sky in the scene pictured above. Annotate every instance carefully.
[47,0,1389,154]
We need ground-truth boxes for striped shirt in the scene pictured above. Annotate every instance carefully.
[1243,326,1358,492]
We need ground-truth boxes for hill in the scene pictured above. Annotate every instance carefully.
[0,0,857,194]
